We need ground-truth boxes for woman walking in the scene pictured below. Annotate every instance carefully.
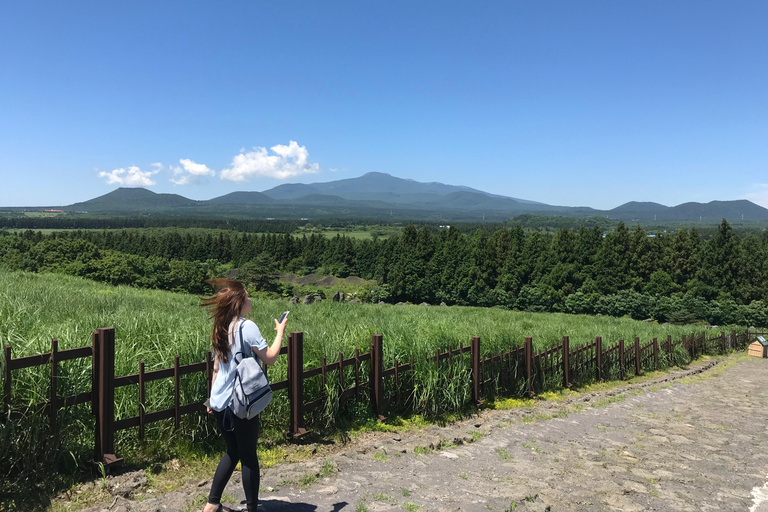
[201,279,288,512]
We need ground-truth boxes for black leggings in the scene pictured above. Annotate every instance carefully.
[209,410,260,511]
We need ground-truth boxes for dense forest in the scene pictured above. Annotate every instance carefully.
[1,220,766,326]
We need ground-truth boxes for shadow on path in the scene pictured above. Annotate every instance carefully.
[254,499,349,511]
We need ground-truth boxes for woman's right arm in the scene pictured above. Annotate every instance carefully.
[255,316,288,366]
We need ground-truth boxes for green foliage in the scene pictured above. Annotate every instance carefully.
[2,219,767,326]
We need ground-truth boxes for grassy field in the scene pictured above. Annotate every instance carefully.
[1,268,714,367]
[22,212,67,218]
[295,224,402,239]
[1,268,722,426]
[0,268,740,508]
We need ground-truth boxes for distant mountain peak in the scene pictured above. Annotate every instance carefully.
[57,174,768,222]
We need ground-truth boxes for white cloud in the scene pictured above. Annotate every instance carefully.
[168,159,215,185]
[170,174,191,185]
[220,140,320,181]
[98,166,158,186]
[744,184,768,208]
[179,159,215,176]
[151,162,164,171]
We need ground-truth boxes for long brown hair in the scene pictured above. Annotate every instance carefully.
[201,278,249,363]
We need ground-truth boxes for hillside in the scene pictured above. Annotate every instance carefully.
[208,191,275,205]
[67,187,204,212]
[53,173,768,222]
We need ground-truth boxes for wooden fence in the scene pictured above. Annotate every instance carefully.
[2,327,757,467]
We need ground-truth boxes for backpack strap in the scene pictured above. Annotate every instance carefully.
[232,319,251,365]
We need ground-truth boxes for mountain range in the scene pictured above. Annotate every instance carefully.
[61,172,768,222]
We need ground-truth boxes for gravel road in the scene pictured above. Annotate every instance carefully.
[82,355,768,512]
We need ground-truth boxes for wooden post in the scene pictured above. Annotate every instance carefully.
[634,337,641,376]
[721,331,726,354]
[666,334,672,355]
[288,332,308,437]
[371,334,385,420]
[205,350,213,398]
[139,361,145,441]
[91,331,100,462]
[595,337,602,382]
[562,336,570,388]
[653,338,658,370]
[525,337,534,398]
[173,355,180,430]
[4,344,11,415]
[354,348,360,401]
[321,356,327,392]
[471,336,481,406]
[95,327,121,466]
[50,338,59,429]
[618,339,625,380]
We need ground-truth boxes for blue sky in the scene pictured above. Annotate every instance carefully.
[1,1,766,209]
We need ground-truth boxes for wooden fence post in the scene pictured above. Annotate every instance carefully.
[595,336,602,382]
[471,336,481,407]
[525,337,534,398]
[371,334,385,420]
[139,361,145,441]
[691,332,695,359]
[91,331,100,462]
[288,332,308,437]
[562,336,570,388]
[50,338,59,429]
[173,355,180,430]
[653,338,658,370]
[4,344,11,415]
[618,339,625,380]
[634,337,641,376]
[95,327,121,466]
[721,331,726,354]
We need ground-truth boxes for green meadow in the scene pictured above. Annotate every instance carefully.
[0,268,740,508]
[2,268,719,427]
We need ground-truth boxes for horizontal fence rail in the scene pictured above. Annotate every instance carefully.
[1,327,759,467]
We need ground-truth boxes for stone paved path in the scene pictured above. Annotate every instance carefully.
[83,355,768,512]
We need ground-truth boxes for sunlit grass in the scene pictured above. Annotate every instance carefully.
[0,268,738,507]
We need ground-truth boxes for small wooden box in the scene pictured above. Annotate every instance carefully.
[748,336,768,358]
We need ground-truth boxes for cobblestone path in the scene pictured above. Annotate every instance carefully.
[83,355,768,512]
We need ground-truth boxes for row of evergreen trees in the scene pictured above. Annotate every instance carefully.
[1,220,766,324]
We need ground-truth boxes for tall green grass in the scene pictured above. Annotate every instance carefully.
[0,269,738,508]
[1,269,728,423]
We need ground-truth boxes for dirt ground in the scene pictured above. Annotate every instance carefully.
[80,355,768,512]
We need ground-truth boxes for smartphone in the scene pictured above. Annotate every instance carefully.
[279,311,289,323]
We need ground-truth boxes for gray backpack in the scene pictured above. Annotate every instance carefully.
[225,320,272,427]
